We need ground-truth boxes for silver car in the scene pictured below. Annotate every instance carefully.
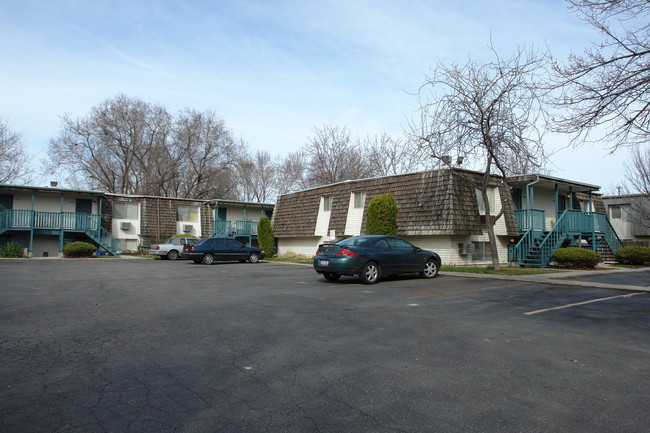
[149,237,199,260]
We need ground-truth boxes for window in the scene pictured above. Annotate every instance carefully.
[387,238,414,250]
[353,192,366,209]
[323,196,332,212]
[225,239,243,248]
[113,202,138,219]
[120,239,138,252]
[177,206,199,222]
[471,242,492,262]
[475,188,496,215]
[610,204,630,220]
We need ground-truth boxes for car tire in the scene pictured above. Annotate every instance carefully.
[323,272,341,281]
[248,252,259,263]
[420,259,439,278]
[359,262,380,284]
[202,254,215,265]
[167,250,179,261]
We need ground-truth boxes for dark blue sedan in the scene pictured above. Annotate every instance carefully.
[313,235,441,284]
[183,237,265,265]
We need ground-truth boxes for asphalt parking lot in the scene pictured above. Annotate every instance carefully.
[1,259,649,433]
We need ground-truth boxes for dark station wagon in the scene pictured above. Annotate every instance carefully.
[183,237,265,265]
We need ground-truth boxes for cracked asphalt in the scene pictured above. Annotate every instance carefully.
[1,259,649,432]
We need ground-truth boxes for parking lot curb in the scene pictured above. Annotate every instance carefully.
[441,268,650,293]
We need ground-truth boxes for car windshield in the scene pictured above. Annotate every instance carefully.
[338,237,375,247]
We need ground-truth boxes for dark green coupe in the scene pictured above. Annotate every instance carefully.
[313,235,441,284]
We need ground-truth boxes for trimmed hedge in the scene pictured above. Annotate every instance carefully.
[62,241,98,258]
[615,246,650,265]
[0,242,25,258]
[366,193,398,236]
[551,248,601,268]
[257,216,276,257]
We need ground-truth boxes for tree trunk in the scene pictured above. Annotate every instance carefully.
[481,188,501,271]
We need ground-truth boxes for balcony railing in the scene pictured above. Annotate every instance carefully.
[0,209,101,231]
[212,219,258,237]
[515,209,546,231]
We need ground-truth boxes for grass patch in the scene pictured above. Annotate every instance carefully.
[441,266,565,276]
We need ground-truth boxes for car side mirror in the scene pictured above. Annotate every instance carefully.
[413,247,421,253]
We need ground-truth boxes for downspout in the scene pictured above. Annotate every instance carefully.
[525,175,540,230]
[29,191,35,255]
[59,193,64,255]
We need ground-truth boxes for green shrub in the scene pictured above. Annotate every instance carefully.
[366,193,398,236]
[551,248,601,268]
[257,216,275,257]
[615,246,650,265]
[0,242,25,258]
[62,241,97,258]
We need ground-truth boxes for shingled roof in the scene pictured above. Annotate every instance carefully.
[272,168,519,238]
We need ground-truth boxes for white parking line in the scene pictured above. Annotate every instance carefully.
[525,292,646,315]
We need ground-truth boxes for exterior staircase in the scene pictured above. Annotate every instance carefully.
[509,210,623,267]
[0,209,120,256]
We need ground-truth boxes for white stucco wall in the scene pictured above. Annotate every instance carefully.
[277,237,323,256]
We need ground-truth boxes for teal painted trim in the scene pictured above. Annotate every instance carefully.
[554,184,559,216]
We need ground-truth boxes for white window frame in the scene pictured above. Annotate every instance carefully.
[177,205,200,222]
[353,192,366,209]
[475,188,496,215]
[323,196,332,212]
[113,202,139,220]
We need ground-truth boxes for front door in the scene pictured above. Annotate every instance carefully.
[0,194,13,210]
[75,199,93,230]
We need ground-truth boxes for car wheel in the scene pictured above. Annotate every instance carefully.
[202,254,215,265]
[359,262,380,284]
[193,259,201,264]
[167,250,179,261]
[323,272,341,281]
[248,252,260,263]
[420,259,439,278]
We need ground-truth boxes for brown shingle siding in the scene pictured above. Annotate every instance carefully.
[272,169,516,238]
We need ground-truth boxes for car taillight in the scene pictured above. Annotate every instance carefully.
[335,248,359,257]
[315,248,322,255]
[155,246,160,250]
[187,247,195,252]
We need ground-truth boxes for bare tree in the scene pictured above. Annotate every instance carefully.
[364,133,428,176]
[234,149,277,203]
[171,108,240,199]
[274,150,310,195]
[47,95,171,194]
[0,118,31,184]
[46,95,239,199]
[553,0,650,150]
[622,145,650,229]
[304,125,374,188]
[409,45,550,269]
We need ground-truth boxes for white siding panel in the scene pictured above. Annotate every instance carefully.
[277,237,322,256]
[314,197,331,236]
[344,194,364,236]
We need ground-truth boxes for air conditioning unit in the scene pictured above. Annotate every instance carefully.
[120,222,131,230]
[183,224,193,233]
[458,242,475,255]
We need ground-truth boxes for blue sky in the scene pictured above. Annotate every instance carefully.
[0,0,630,191]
